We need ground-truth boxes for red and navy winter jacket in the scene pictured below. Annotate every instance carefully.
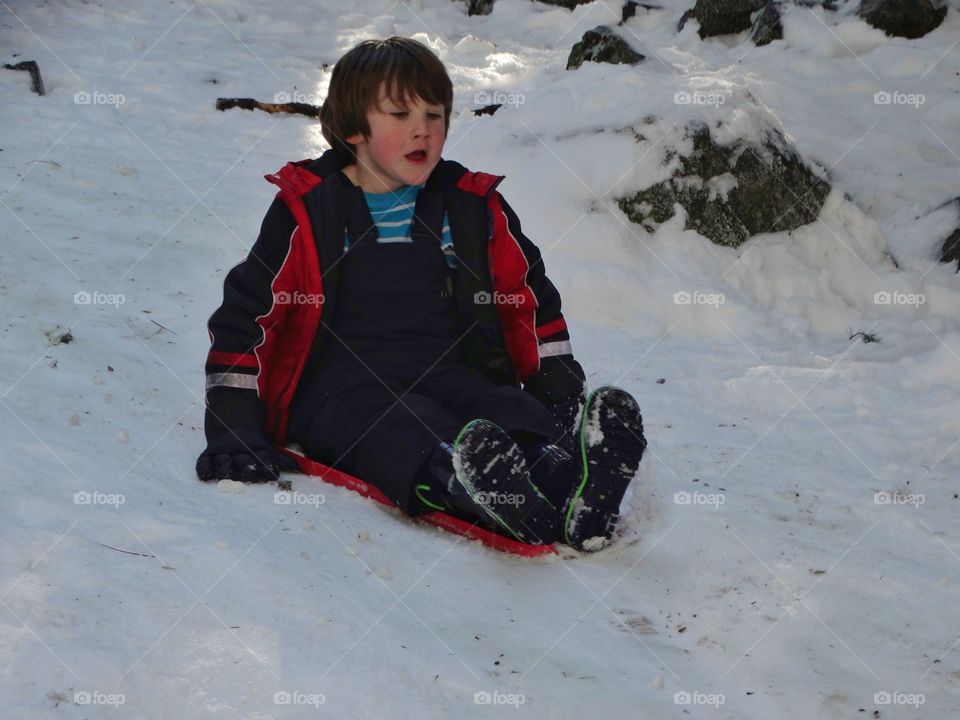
[202,150,586,452]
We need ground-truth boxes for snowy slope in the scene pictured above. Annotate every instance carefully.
[1,0,959,718]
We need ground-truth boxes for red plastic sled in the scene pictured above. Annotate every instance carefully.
[279,448,557,557]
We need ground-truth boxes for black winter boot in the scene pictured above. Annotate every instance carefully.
[415,420,562,545]
[522,441,581,511]
[563,386,646,552]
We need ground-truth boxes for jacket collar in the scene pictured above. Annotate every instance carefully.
[302,150,467,246]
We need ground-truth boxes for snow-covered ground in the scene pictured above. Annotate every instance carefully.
[2,0,959,717]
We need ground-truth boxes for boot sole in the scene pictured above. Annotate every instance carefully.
[454,419,561,545]
[564,386,646,551]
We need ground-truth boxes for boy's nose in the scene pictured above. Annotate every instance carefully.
[411,115,429,138]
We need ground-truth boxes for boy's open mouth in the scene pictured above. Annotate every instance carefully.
[406,150,427,162]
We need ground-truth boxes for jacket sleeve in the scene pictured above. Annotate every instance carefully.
[497,193,587,444]
[202,198,298,454]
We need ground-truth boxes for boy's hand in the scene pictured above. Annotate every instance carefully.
[196,446,299,483]
[523,355,587,450]
[198,387,299,483]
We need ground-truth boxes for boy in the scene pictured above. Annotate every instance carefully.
[196,37,647,551]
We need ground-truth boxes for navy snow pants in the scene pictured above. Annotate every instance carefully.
[287,361,560,515]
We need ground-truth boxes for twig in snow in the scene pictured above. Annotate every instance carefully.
[215,97,321,119]
[4,60,44,95]
[98,543,155,558]
[149,319,176,334]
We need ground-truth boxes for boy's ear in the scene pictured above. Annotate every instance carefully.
[344,131,364,145]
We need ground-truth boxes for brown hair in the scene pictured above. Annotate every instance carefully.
[321,37,454,161]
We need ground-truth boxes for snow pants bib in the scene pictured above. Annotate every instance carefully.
[288,211,559,514]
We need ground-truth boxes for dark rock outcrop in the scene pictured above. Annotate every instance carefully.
[858,0,947,39]
[941,228,960,271]
[750,1,784,46]
[617,124,831,247]
[622,2,664,23]
[536,0,595,8]
[691,0,766,38]
[567,26,645,69]
[466,0,495,15]
[682,1,844,43]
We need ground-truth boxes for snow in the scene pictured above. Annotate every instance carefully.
[2,0,959,718]
[583,402,606,447]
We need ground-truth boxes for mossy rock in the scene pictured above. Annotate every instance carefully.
[617,125,831,247]
[678,126,732,179]
[567,26,645,69]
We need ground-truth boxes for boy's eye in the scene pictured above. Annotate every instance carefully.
[427,112,442,119]
[390,111,408,118]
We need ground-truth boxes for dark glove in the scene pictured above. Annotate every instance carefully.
[197,386,299,484]
[523,355,587,452]
[196,443,299,483]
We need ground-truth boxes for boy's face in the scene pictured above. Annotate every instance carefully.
[344,85,447,193]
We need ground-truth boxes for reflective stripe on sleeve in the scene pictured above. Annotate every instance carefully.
[538,340,573,359]
[206,372,259,391]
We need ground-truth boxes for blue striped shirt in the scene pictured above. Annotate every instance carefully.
[345,184,456,269]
